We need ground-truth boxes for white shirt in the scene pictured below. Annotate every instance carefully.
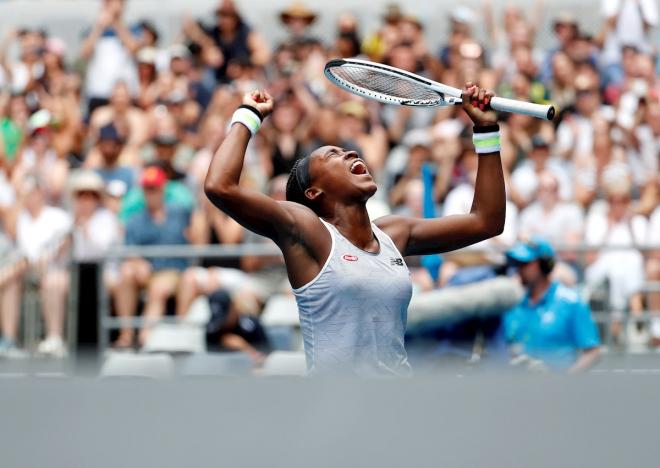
[84,29,138,99]
[519,202,584,245]
[73,208,121,261]
[647,207,660,246]
[628,125,659,187]
[601,0,659,63]
[585,209,647,248]
[17,206,72,262]
[0,170,15,208]
[511,158,573,203]
[443,183,518,249]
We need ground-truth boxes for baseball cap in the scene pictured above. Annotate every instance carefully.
[27,109,53,134]
[450,6,475,25]
[137,47,157,65]
[403,129,432,148]
[531,135,550,149]
[98,124,123,142]
[507,236,555,264]
[140,166,167,188]
[169,44,191,60]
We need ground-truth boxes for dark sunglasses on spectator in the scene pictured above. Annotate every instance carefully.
[577,88,598,97]
[75,190,101,198]
[609,195,630,204]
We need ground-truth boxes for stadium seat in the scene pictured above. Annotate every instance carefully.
[99,353,175,379]
[140,323,206,354]
[261,294,299,326]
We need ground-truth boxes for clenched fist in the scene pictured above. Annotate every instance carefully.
[243,90,274,118]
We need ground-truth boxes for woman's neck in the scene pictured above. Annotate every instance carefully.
[325,203,378,252]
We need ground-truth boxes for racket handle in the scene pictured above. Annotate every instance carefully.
[489,96,555,120]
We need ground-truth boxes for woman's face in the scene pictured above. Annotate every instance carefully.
[307,146,377,205]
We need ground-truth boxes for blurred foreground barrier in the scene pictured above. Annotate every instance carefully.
[406,276,524,334]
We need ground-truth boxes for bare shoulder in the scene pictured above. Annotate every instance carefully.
[278,201,331,248]
[374,215,413,253]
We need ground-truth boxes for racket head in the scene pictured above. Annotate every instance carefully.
[324,58,462,107]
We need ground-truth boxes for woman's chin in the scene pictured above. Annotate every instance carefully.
[362,182,378,198]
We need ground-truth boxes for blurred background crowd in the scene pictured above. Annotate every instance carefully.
[0,0,657,369]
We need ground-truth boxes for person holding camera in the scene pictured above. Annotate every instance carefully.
[503,236,601,373]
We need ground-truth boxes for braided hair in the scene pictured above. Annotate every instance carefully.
[285,157,315,210]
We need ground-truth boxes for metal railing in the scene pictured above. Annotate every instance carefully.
[5,241,658,356]
[89,242,660,353]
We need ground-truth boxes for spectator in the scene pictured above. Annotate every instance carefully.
[504,237,601,373]
[598,0,658,83]
[69,170,121,261]
[0,259,25,357]
[279,2,318,42]
[556,73,607,161]
[647,207,660,348]
[584,175,647,341]
[11,109,69,205]
[90,123,135,196]
[0,93,29,169]
[518,171,584,248]
[89,81,149,165]
[80,0,139,116]
[195,0,270,84]
[119,160,194,224]
[13,176,72,357]
[176,193,244,316]
[509,135,572,209]
[113,166,191,348]
[0,28,46,94]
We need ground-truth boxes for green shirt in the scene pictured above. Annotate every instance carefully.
[0,118,23,161]
[120,180,195,223]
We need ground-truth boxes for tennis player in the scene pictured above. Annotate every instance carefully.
[204,84,504,376]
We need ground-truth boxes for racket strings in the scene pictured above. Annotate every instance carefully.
[328,65,441,104]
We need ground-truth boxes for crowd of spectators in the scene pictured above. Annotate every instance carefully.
[0,0,657,358]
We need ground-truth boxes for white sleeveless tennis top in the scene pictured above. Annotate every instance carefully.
[292,219,413,376]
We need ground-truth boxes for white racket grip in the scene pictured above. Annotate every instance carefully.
[489,96,555,120]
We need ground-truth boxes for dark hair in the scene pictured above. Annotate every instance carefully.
[285,158,314,209]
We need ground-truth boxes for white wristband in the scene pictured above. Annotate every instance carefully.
[473,130,501,154]
[230,107,262,137]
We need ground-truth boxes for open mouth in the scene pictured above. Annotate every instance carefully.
[349,159,368,175]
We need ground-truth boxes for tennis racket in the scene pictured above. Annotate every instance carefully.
[324,58,555,121]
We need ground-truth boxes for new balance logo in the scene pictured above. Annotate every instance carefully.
[390,258,404,266]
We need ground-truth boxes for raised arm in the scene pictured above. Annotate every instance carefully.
[377,84,506,256]
[203,91,317,243]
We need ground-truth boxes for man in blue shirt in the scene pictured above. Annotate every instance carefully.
[113,166,191,349]
[503,237,601,373]
[95,124,135,196]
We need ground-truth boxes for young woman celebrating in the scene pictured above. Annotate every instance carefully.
[204,84,505,376]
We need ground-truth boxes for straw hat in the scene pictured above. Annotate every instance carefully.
[280,1,317,25]
[337,101,369,120]
[69,170,105,195]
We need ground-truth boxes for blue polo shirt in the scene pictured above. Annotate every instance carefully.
[125,205,190,272]
[503,282,600,369]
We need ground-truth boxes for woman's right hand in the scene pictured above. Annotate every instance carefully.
[243,90,274,118]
